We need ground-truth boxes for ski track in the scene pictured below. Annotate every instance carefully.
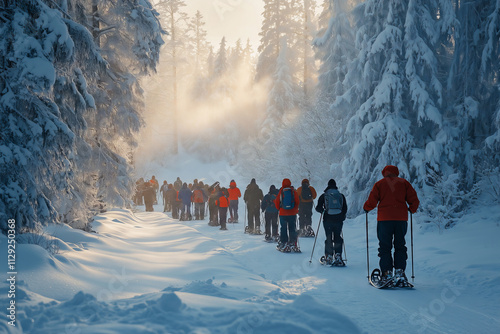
[1,201,499,333]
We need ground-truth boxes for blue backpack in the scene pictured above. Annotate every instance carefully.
[324,189,343,215]
[280,188,295,210]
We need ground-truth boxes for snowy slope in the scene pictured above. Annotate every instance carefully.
[1,152,499,333]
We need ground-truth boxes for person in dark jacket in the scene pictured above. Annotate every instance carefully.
[143,182,156,212]
[178,183,193,221]
[160,181,168,210]
[208,182,220,226]
[243,179,264,234]
[134,178,145,206]
[363,165,420,285]
[261,185,279,242]
[315,179,348,266]
[297,179,318,237]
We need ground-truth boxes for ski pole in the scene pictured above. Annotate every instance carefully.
[366,212,370,280]
[309,213,323,264]
[244,203,247,233]
[411,212,415,282]
[341,230,347,262]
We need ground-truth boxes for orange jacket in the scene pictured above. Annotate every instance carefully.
[227,182,241,201]
[216,195,230,208]
[363,165,420,221]
[274,179,300,216]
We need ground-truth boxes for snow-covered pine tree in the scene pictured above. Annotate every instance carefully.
[189,10,210,75]
[314,0,357,105]
[155,0,190,154]
[340,0,415,212]
[0,2,81,232]
[447,0,500,205]
[256,0,301,82]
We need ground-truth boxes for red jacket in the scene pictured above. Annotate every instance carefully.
[274,179,300,216]
[216,195,229,208]
[227,182,241,201]
[363,165,420,221]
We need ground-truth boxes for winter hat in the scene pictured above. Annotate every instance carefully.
[251,178,256,184]
[328,179,337,188]
[302,179,309,185]
[382,165,399,177]
[269,185,276,193]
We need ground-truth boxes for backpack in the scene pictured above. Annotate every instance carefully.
[280,188,295,210]
[324,189,343,215]
[301,185,312,201]
[193,189,204,203]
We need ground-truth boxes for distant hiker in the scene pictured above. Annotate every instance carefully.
[150,176,159,205]
[134,178,145,205]
[165,184,176,213]
[160,180,168,209]
[216,187,230,230]
[171,182,182,219]
[143,182,156,212]
[208,182,220,226]
[227,180,242,223]
[274,178,300,252]
[315,179,348,266]
[363,165,420,285]
[174,177,182,190]
[192,184,207,220]
[297,179,317,237]
[243,179,264,234]
[178,183,193,221]
[261,185,279,242]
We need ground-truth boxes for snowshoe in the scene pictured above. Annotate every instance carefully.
[264,234,273,243]
[369,269,394,289]
[244,226,251,234]
[273,235,280,242]
[303,225,315,238]
[319,255,334,266]
[394,269,413,288]
[253,229,263,235]
[289,241,301,253]
[332,253,346,267]
[276,242,291,253]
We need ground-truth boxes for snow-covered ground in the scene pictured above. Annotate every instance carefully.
[2,155,500,333]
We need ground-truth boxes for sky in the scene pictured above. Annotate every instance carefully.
[154,0,264,50]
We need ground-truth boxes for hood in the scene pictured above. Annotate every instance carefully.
[182,183,188,189]
[301,179,309,185]
[282,178,291,188]
[382,165,399,177]
[230,181,236,188]
[269,185,277,194]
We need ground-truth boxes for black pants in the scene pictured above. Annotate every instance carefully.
[377,220,408,273]
[265,211,279,236]
[299,201,313,229]
[172,202,180,219]
[219,207,227,228]
[247,204,260,230]
[323,219,343,256]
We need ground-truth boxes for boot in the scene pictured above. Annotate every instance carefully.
[333,253,345,266]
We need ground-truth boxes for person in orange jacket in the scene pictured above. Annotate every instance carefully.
[216,187,230,230]
[363,165,420,285]
[296,179,317,237]
[274,178,300,252]
[227,180,241,223]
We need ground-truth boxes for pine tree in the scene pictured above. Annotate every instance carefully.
[156,0,190,154]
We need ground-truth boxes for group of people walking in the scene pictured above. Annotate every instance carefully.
[135,165,419,286]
